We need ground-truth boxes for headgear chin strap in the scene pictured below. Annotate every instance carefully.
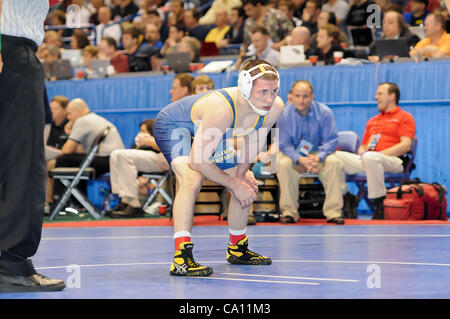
[248,98,269,116]
[238,63,280,116]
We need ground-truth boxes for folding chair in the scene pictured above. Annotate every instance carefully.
[346,136,418,212]
[48,127,111,220]
[252,172,280,221]
[139,171,173,210]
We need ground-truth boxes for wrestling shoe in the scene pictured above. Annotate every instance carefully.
[169,242,213,277]
[226,236,272,265]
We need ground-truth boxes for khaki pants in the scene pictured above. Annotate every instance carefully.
[335,151,403,199]
[276,152,344,221]
[110,149,170,201]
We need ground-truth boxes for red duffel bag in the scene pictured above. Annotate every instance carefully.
[384,180,447,220]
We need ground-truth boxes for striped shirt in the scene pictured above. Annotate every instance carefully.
[0,0,49,46]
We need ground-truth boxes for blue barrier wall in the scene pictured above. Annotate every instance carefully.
[46,60,450,211]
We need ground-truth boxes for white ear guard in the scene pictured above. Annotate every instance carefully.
[238,63,280,100]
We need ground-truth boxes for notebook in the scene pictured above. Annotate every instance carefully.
[165,52,191,73]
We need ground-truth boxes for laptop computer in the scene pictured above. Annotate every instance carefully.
[61,49,82,67]
[350,27,374,47]
[409,26,425,39]
[200,42,220,56]
[165,52,191,73]
[51,59,74,80]
[375,38,411,59]
[279,45,305,67]
[90,59,111,78]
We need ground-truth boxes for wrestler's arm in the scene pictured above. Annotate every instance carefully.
[189,95,257,207]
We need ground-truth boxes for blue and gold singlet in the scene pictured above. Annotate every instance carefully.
[153,88,266,170]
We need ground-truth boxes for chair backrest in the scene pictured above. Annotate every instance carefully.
[88,126,111,153]
[80,126,111,171]
[402,135,418,178]
[338,131,360,153]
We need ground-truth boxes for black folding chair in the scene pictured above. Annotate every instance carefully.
[48,127,111,220]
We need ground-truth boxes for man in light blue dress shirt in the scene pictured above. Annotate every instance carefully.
[276,80,346,224]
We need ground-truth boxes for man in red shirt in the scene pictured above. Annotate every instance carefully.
[336,83,416,219]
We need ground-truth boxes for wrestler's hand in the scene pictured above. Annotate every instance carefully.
[0,52,3,74]
[239,170,259,193]
[229,177,257,209]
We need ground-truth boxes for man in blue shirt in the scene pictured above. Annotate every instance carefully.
[276,80,346,224]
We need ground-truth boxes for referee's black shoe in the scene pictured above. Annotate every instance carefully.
[0,273,66,292]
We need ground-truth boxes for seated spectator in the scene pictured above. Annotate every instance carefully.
[160,23,185,57]
[49,9,73,38]
[40,45,61,64]
[165,0,185,27]
[109,119,170,218]
[336,83,416,220]
[276,80,346,225]
[140,22,164,53]
[87,0,105,25]
[71,29,90,50]
[82,45,99,75]
[51,98,125,207]
[404,0,429,26]
[96,6,122,46]
[321,0,350,26]
[345,0,377,28]
[368,10,421,62]
[184,8,212,42]
[199,0,243,25]
[44,30,63,48]
[309,23,343,64]
[301,0,321,35]
[279,1,304,27]
[146,9,170,43]
[285,26,313,58]
[191,75,215,94]
[222,6,246,46]
[66,0,92,26]
[410,13,450,57]
[235,26,281,68]
[169,73,195,102]
[111,0,139,20]
[122,26,154,72]
[404,0,441,17]
[204,8,231,47]
[178,36,202,62]
[292,0,307,19]
[98,37,130,73]
[310,11,349,48]
[242,0,294,50]
[44,96,70,213]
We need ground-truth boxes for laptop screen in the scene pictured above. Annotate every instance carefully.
[350,28,374,46]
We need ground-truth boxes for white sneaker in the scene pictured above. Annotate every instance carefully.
[144,202,162,216]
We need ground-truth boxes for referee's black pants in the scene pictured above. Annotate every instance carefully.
[0,35,46,276]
